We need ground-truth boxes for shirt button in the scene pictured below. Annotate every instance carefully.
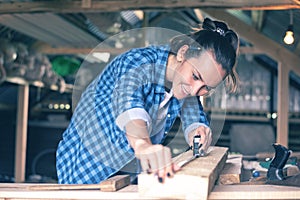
[164,131,168,134]
[167,114,171,118]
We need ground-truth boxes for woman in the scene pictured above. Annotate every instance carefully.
[56,17,239,184]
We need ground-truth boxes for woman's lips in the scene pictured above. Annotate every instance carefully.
[181,84,190,96]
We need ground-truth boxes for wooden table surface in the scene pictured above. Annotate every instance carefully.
[2,149,299,200]
[0,183,299,200]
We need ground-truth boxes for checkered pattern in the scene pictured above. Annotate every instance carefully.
[56,45,209,184]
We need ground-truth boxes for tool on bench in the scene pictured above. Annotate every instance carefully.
[265,143,300,187]
[177,135,203,168]
[267,143,292,181]
[244,143,300,187]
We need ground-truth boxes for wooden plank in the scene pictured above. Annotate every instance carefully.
[277,62,289,147]
[0,184,299,200]
[14,84,29,183]
[97,175,131,192]
[0,189,142,200]
[217,154,242,185]
[0,175,130,192]
[209,185,300,200]
[0,183,140,200]
[31,175,130,192]
[138,146,228,200]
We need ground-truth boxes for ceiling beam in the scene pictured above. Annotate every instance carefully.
[40,47,130,55]
[251,10,265,31]
[38,45,262,56]
[0,0,299,14]
[34,42,130,55]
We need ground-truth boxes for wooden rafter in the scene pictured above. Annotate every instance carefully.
[251,10,265,31]
[0,0,299,14]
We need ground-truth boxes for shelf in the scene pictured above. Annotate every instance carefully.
[206,109,300,124]
[28,120,69,129]
[5,77,73,93]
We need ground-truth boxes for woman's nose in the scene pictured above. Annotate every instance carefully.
[190,81,205,96]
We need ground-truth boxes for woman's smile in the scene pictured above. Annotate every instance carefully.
[181,84,190,96]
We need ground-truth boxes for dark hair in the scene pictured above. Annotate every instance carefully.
[169,18,240,93]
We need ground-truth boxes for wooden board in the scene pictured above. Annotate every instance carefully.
[0,184,299,200]
[138,146,228,200]
[209,185,300,200]
[0,175,130,192]
[217,154,242,185]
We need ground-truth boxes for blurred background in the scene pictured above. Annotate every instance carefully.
[0,0,299,183]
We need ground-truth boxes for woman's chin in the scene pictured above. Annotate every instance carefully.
[173,92,187,100]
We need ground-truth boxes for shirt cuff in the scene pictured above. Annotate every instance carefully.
[184,122,209,144]
[116,108,152,131]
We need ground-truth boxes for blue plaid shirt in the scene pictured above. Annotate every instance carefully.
[56,45,209,184]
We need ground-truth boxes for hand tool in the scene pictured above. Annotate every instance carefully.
[177,135,203,168]
[267,143,292,181]
[240,143,300,187]
[265,143,300,187]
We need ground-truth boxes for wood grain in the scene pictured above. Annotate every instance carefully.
[138,146,228,200]
[209,185,300,200]
[0,182,299,199]
[217,154,242,185]
[0,175,130,192]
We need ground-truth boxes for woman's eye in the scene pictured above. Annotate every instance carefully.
[192,73,200,80]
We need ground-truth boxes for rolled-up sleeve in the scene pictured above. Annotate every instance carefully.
[112,61,153,131]
[116,108,152,131]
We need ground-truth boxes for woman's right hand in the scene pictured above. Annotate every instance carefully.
[134,142,180,183]
[125,119,180,183]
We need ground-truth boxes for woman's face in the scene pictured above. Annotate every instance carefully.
[172,50,226,99]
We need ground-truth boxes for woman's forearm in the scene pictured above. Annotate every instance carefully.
[125,119,152,153]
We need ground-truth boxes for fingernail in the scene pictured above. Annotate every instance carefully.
[158,177,163,183]
[167,172,171,177]
[199,149,205,156]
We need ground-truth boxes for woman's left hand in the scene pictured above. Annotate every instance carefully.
[188,125,212,155]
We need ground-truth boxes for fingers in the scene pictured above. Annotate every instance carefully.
[172,162,182,172]
[163,147,174,178]
[192,126,212,155]
[203,128,212,151]
[137,145,175,183]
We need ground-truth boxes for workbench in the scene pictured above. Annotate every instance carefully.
[0,183,299,200]
[1,146,299,200]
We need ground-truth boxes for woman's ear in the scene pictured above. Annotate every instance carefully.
[176,45,189,62]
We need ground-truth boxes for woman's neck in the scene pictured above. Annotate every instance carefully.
[165,54,178,83]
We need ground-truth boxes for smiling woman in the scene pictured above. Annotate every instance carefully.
[168,52,225,98]
[56,17,240,185]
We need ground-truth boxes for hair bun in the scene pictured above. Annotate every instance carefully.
[224,30,239,52]
[202,18,216,32]
[202,18,229,37]
[202,17,238,52]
